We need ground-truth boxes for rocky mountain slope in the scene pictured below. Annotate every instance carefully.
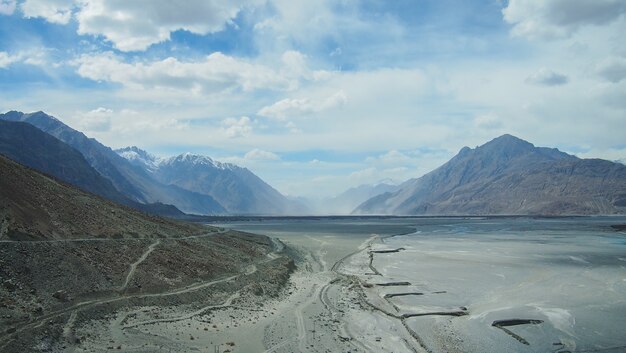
[0,120,183,217]
[355,134,626,215]
[0,111,224,215]
[0,154,294,352]
[116,147,306,215]
[0,154,202,240]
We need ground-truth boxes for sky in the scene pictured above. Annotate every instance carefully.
[1,0,625,198]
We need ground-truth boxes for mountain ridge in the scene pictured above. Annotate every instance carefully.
[117,148,305,215]
[0,120,186,217]
[355,134,626,215]
[0,111,268,215]
[0,154,204,240]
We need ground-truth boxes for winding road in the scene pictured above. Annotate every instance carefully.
[0,232,282,351]
[120,239,161,292]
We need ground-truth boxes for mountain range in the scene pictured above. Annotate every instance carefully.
[1,110,625,217]
[355,134,626,215]
[115,147,304,215]
[0,111,302,216]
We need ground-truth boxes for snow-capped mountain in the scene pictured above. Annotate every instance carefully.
[115,146,163,172]
[160,152,236,171]
[116,148,306,215]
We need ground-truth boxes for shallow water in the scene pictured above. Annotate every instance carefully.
[219,216,626,352]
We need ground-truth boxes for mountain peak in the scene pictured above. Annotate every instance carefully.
[485,134,534,148]
[164,152,237,171]
[115,146,162,172]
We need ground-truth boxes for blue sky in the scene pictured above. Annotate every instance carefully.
[1,0,626,197]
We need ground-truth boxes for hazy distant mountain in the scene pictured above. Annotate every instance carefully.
[355,134,626,215]
[0,120,184,217]
[116,148,305,215]
[0,154,203,240]
[322,183,399,214]
[0,111,224,215]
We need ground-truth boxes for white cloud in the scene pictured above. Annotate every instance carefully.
[0,0,16,15]
[75,52,299,93]
[257,98,313,120]
[21,0,73,24]
[285,121,301,134]
[525,68,569,86]
[280,51,332,81]
[473,114,504,130]
[19,0,262,51]
[595,56,626,83]
[244,148,280,161]
[257,90,347,120]
[0,52,17,68]
[77,107,113,132]
[221,116,252,138]
[0,48,53,69]
[366,150,412,166]
[503,0,626,39]
[73,107,189,136]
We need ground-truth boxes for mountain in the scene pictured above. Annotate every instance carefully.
[116,146,162,172]
[0,152,294,352]
[116,149,305,215]
[319,183,399,214]
[0,120,184,217]
[355,134,626,215]
[0,154,203,240]
[0,111,224,215]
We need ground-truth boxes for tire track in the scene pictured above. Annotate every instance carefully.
[120,239,160,292]
[0,250,284,350]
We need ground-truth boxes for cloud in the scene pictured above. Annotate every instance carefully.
[257,90,347,120]
[77,107,113,132]
[257,98,313,120]
[21,0,73,24]
[525,68,569,85]
[285,121,301,134]
[595,56,626,83]
[0,52,17,68]
[473,114,503,130]
[596,80,626,110]
[18,0,262,51]
[503,0,626,39]
[75,52,301,93]
[221,116,252,138]
[0,0,16,15]
[366,150,411,166]
[280,51,332,81]
[0,48,54,69]
[244,148,280,160]
[73,107,189,135]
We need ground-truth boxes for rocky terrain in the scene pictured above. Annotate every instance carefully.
[355,134,626,215]
[0,155,295,352]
